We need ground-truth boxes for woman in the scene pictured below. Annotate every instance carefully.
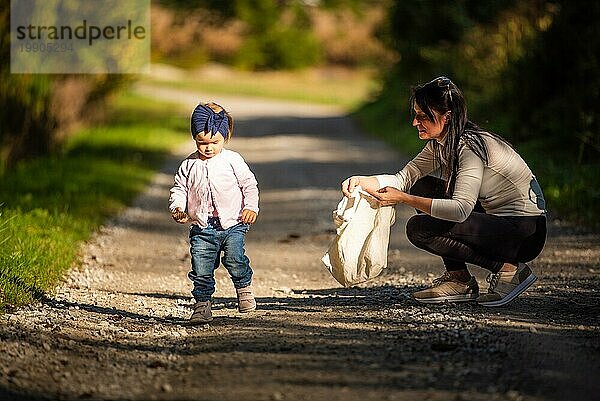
[342,76,546,306]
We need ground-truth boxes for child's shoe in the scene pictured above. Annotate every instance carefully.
[236,285,256,313]
[189,300,213,324]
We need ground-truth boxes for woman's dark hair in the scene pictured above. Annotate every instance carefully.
[409,76,511,195]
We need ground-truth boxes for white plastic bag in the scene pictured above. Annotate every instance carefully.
[322,186,396,287]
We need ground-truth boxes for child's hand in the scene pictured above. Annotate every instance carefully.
[171,207,189,224]
[241,209,257,224]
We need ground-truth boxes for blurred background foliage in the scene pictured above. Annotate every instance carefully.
[0,3,133,173]
[356,0,599,225]
[1,0,599,224]
[152,0,394,69]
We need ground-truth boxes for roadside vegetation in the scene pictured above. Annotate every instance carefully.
[143,65,379,108]
[354,1,599,227]
[0,94,187,312]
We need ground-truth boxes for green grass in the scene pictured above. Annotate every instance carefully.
[516,141,600,227]
[0,92,189,312]
[145,65,380,109]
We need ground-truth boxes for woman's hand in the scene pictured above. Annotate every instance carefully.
[341,176,362,197]
[171,207,189,224]
[366,186,405,206]
[241,209,257,224]
[367,187,433,214]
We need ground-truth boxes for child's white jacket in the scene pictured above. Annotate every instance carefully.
[169,149,259,229]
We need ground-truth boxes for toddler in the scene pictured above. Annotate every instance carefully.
[169,102,259,324]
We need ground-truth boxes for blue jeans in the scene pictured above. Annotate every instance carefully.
[188,218,253,302]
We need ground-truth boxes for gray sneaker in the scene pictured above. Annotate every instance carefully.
[412,272,479,304]
[477,263,537,307]
[236,285,256,313]
[189,300,213,324]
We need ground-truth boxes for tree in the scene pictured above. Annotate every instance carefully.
[504,0,600,160]
[0,2,131,172]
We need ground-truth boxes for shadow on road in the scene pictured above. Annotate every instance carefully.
[3,283,596,401]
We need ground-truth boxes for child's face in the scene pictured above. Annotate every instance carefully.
[194,131,225,160]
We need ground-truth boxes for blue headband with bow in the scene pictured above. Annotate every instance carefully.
[190,104,229,139]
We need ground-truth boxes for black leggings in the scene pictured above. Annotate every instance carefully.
[405,176,547,273]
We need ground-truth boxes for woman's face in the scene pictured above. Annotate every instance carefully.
[195,131,225,160]
[412,104,448,142]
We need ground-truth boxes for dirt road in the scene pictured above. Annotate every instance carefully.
[1,87,599,401]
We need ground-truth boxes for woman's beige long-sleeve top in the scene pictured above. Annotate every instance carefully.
[375,135,546,223]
